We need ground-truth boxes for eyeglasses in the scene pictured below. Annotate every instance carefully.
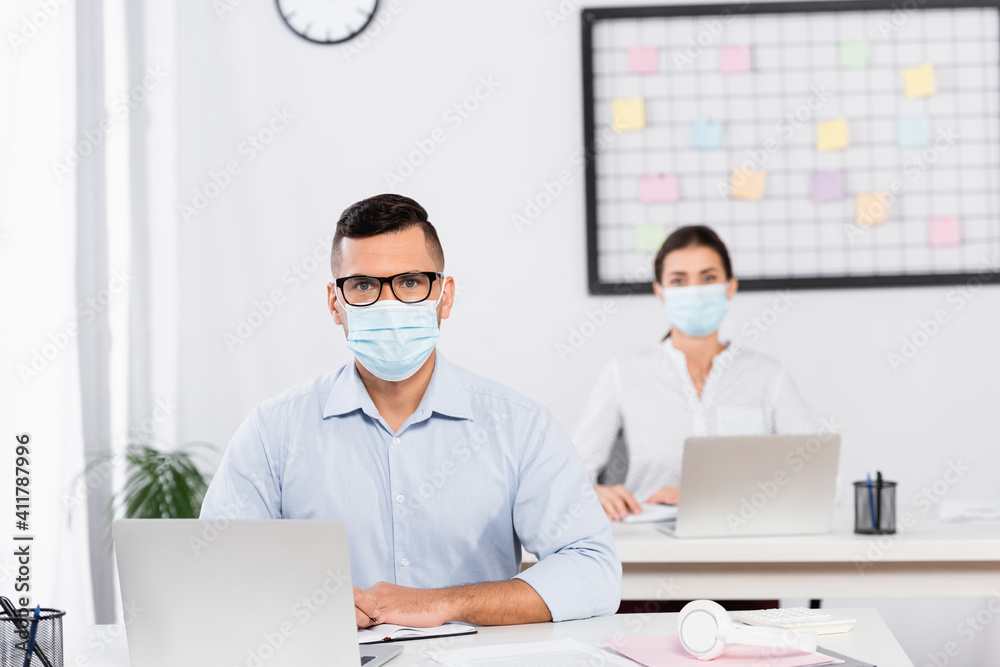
[335,271,444,307]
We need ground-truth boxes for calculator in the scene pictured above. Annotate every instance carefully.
[731,608,857,634]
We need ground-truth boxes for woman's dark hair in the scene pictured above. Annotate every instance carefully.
[654,225,733,340]
[653,225,733,285]
[331,194,444,275]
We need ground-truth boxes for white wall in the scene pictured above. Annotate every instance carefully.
[174,1,1000,663]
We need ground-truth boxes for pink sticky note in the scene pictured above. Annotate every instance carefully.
[720,45,751,74]
[604,635,826,667]
[629,46,658,74]
[640,174,679,203]
[929,217,961,246]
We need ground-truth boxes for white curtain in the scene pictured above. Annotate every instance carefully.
[0,1,95,624]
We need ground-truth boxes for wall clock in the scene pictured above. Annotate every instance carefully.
[275,0,380,45]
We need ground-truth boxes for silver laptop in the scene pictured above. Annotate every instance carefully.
[113,519,402,667]
[658,434,841,538]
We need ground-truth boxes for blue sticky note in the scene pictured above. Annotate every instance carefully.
[692,120,723,150]
[897,114,930,148]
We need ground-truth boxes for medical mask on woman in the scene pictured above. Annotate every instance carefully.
[343,300,440,382]
[662,283,730,338]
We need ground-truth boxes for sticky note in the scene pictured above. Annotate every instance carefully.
[636,225,667,252]
[720,45,751,74]
[629,46,658,74]
[639,174,679,203]
[613,98,645,131]
[897,114,931,147]
[817,117,849,151]
[692,120,723,150]
[812,171,843,202]
[856,193,889,226]
[730,169,766,201]
[839,40,869,68]
[929,217,961,246]
[904,63,936,98]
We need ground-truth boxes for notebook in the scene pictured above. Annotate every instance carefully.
[358,622,476,644]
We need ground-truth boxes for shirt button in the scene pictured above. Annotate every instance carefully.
[395,494,404,503]
[400,557,409,567]
[392,437,400,446]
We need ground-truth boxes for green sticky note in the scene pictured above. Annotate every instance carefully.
[839,40,869,69]
[636,225,667,253]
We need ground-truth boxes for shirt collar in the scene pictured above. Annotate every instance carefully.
[322,353,474,422]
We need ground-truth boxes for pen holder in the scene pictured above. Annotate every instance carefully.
[0,607,65,667]
[853,480,897,535]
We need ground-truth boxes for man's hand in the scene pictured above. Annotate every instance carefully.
[594,484,641,521]
[646,486,679,505]
[354,585,380,628]
[365,582,454,628]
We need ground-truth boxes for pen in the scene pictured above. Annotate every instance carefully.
[866,473,877,531]
[876,471,884,532]
[0,598,52,667]
[22,605,40,667]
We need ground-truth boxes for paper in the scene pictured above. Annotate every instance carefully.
[897,114,930,147]
[817,117,849,151]
[692,120,723,149]
[856,193,889,226]
[640,174,679,203]
[636,225,667,253]
[427,638,636,667]
[929,216,961,246]
[839,40,869,68]
[613,97,646,131]
[623,503,679,524]
[358,622,475,644]
[730,168,766,201]
[811,171,843,202]
[720,45,751,73]
[630,45,658,74]
[603,634,839,667]
[904,63,936,98]
[940,501,1000,522]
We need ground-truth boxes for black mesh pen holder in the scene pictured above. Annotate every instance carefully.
[853,480,897,535]
[0,607,64,667]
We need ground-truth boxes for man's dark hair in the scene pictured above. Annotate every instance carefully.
[331,194,445,275]
[653,225,733,285]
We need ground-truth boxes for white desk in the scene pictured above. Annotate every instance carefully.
[65,608,914,666]
[526,512,1000,600]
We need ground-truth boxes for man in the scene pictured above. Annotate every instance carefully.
[200,194,621,628]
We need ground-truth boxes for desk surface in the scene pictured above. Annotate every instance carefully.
[527,511,1000,564]
[66,608,914,667]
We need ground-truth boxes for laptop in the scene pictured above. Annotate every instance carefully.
[657,434,841,538]
[113,519,402,667]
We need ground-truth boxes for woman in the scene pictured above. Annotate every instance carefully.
[575,225,818,521]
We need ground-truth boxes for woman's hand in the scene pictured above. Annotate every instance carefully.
[646,486,680,505]
[594,484,641,521]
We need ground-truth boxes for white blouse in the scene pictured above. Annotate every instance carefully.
[572,338,819,502]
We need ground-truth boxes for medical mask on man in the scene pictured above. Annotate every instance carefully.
[343,300,440,382]
[662,283,730,338]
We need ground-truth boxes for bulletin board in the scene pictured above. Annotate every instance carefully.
[582,0,1000,294]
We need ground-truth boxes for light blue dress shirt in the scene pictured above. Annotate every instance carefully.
[200,354,622,622]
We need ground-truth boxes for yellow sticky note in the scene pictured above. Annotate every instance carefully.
[856,192,889,226]
[636,224,667,253]
[817,117,849,151]
[613,98,645,131]
[730,169,766,200]
[904,63,936,98]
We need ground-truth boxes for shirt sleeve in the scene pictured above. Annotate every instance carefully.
[571,360,623,485]
[199,407,283,520]
[512,405,622,622]
[770,368,820,434]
